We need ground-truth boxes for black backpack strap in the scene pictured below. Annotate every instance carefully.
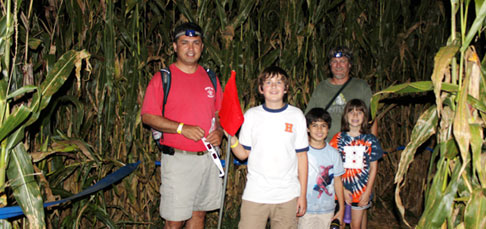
[205,68,218,93]
[160,68,171,116]
[324,77,352,111]
[151,68,171,150]
[154,67,216,149]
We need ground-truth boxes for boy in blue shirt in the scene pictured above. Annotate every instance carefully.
[299,108,344,229]
[228,66,309,228]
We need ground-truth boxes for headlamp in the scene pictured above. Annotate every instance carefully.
[333,52,343,58]
[174,29,202,40]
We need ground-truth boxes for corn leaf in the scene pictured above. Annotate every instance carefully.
[395,106,438,226]
[453,67,471,163]
[461,1,486,52]
[27,50,90,126]
[42,95,85,137]
[7,143,45,228]
[467,96,486,113]
[100,0,116,154]
[229,0,256,28]
[86,204,116,228]
[464,188,486,228]
[370,81,458,118]
[5,86,37,101]
[417,158,464,228]
[431,45,459,113]
[0,106,31,143]
[0,220,12,228]
[470,123,485,187]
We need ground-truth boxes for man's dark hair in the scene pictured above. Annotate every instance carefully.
[328,46,353,66]
[341,99,370,134]
[306,107,332,128]
[173,22,204,42]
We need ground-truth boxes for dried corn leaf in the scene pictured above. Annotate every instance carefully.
[395,106,438,227]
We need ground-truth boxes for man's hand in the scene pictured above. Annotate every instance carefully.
[296,196,306,217]
[206,128,223,146]
[180,124,205,142]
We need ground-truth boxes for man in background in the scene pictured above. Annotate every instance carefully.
[306,46,376,138]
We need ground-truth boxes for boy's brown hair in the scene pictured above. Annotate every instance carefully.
[341,99,370,134]
[257,66,289,92]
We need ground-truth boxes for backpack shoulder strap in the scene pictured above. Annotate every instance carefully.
[324,77,352,111]
[205,68,218,93]
[160,68,171,116]
[161,67,216,114]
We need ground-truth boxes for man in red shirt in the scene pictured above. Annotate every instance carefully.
[141,22,223,229]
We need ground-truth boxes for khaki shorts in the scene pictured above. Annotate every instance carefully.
[298,211,334,229]
[239,198,297,229]
[159,150,222,221]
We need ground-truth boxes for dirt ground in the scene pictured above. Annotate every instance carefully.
[366,199,420,229]
[367,206,403,229]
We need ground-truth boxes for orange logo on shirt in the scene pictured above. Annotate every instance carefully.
[285,123,293,133]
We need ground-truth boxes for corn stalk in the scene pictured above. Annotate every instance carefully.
[0,0,92,227]
[371,0,486,228]
[0,0,456,227]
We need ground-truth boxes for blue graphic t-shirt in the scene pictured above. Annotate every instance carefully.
[330,132,383,204]
[306,143,345,214]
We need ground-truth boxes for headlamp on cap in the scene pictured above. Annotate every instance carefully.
[333,52,344,58]
[174,29,202,40]
[328,46,353,65]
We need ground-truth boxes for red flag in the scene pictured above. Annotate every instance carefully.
[219,70,244,136]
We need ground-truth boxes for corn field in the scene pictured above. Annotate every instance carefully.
[0,0,484,228]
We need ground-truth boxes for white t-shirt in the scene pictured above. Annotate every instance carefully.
[239,104,309,204]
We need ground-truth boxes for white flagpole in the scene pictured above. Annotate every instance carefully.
[217,136,232,229]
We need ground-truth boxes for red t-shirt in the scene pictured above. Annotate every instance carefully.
[141,64,223,151]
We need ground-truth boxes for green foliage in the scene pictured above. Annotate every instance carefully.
[1,0,477,228]
[371,1,486,228]
[7,144,45,228]
[0,0,92,227]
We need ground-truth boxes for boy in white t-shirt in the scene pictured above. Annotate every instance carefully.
[227,66,309,229]
[298,107,345,229]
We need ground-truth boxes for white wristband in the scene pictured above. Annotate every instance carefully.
[177,123,184,134]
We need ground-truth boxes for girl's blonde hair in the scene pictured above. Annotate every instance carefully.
[341,99,370,134]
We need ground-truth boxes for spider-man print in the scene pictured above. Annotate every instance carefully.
[313,165,334,198]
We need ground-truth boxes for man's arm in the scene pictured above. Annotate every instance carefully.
[296,151,308,217]
[363,82,378,136]
[371,120,378,136]
[142,113,205,142]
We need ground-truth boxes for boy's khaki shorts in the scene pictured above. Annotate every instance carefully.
[159,150,222,221]
[239,198,297,229]
[298,211,334,229]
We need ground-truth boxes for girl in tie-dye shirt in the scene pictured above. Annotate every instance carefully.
[330,99,383,229]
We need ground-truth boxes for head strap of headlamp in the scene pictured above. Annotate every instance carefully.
[174,29,202,40]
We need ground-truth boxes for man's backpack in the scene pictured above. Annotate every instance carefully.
[152,67,218,151]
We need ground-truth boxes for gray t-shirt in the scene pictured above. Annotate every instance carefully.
[305,78,372,139]
[306,143,345,214]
